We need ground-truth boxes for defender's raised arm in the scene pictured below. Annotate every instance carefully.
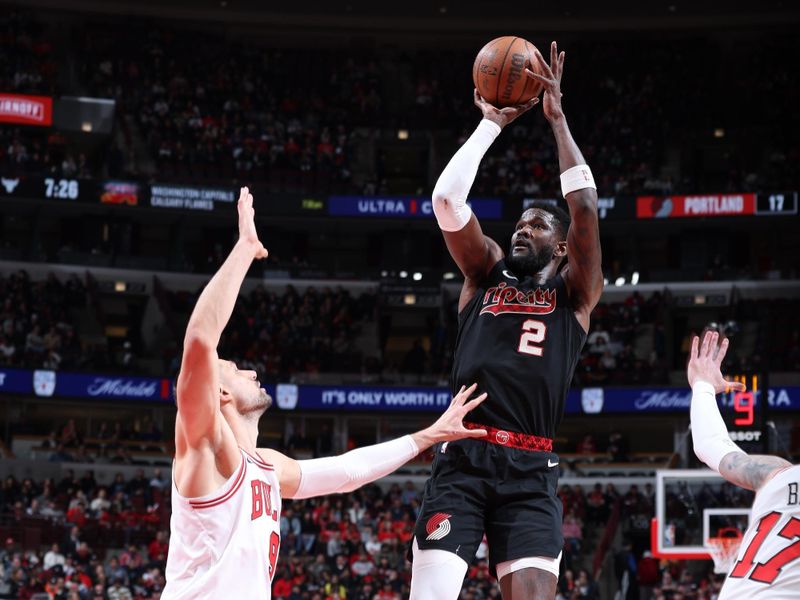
[176,187,267,453]
[687,331,790,491]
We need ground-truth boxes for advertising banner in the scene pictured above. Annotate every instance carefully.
[1,369,799,413]
[328,196,503,220]
[0,93,53,126]
[637,194,756,219]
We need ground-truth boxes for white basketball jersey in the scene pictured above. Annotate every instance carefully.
[163,448,282,600]
[720,465,800,599]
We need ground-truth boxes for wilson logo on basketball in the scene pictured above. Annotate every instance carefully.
[425,512,452,541]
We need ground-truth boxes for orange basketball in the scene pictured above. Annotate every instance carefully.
[472,36,544,108]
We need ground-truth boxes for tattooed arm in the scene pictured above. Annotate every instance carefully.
[527,42,603,332]
[718,453,792,492]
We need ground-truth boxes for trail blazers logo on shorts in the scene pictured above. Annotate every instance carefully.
[425,512,452,541]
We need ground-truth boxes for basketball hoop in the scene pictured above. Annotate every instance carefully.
[705,527,743,574]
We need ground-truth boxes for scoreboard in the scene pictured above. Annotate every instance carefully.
[755,192,798,216]
[722,373,768,453]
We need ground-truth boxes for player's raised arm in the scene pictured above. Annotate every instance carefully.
[526,42,603,331]
[433,91,538,309]
[687,331,790,491]
[176,187,268,451]
[260,384,488,499]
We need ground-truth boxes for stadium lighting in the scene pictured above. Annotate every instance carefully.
[381,270,388,277]
[631,271,640,285]
[404,294,416,305]
[614,277,625,286]
[603,277,609,286]
[443,272,456,280]
[81,122,92,132]
[714,128,725,138]
[114,281,126,292]
[397,129,409,140]
[412,272,422,281]
[399,271,408,278]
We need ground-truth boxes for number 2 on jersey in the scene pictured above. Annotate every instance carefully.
[729,512,800,584]
[517,319,547,357]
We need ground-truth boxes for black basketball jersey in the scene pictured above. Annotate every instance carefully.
[451,259,587,439]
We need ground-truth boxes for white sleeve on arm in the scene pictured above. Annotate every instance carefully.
[432,119,501,232]
[690,380,745,472]
[292,435,419,500]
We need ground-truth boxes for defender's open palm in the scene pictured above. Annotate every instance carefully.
[525,41,565,123]
[237,186,268,259]
[427,383,488,442]
[687,330,747,394]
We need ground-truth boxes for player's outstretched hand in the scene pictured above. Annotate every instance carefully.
[237,186,268,259]
[424,383,488,443]
[525,40,565,124]
[687,330,747,394]
[474,88,539,129]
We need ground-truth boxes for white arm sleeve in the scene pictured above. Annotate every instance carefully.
[293,435,419,499]
[690,380,745,472]
[432,119,501,232]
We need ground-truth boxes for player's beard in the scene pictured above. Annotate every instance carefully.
[505,242,554,276]
[238,387,272,417]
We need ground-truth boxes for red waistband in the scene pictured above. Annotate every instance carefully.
[463,422,553,453]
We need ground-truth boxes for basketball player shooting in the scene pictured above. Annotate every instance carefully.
[162,187,490,599]
[688,330,800,598]
[409,42,603,600]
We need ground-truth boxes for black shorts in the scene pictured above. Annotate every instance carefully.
[410,438,563,578]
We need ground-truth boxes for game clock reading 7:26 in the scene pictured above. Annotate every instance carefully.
[43,177,80,200]
[722,373,767,452]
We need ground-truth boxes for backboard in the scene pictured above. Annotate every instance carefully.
[652,469,754,560]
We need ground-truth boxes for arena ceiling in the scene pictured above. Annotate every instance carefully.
[17,0,800,31]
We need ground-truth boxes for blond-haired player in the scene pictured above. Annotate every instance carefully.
[688,329,799,598]
[162,187,490,599]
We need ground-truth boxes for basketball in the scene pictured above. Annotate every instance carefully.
[472,36,544,107]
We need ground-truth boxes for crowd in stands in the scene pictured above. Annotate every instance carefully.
[0,468,169,599]
[0,270,86,372]
[0,11,56,96]
[2,10,798,198]
[575,292,669,386]
[0,457,741,599]
[6,267,791,390]
[35,418,165,467]
[78,23,360,191]
[164,284,378,381]
[0,11,92,179]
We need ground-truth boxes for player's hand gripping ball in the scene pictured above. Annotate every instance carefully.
[473,36,545,107]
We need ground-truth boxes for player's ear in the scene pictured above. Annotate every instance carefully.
[554,239,568,257]
[219,386,233,406]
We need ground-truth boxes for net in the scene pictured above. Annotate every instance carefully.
[706,527,743,574]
